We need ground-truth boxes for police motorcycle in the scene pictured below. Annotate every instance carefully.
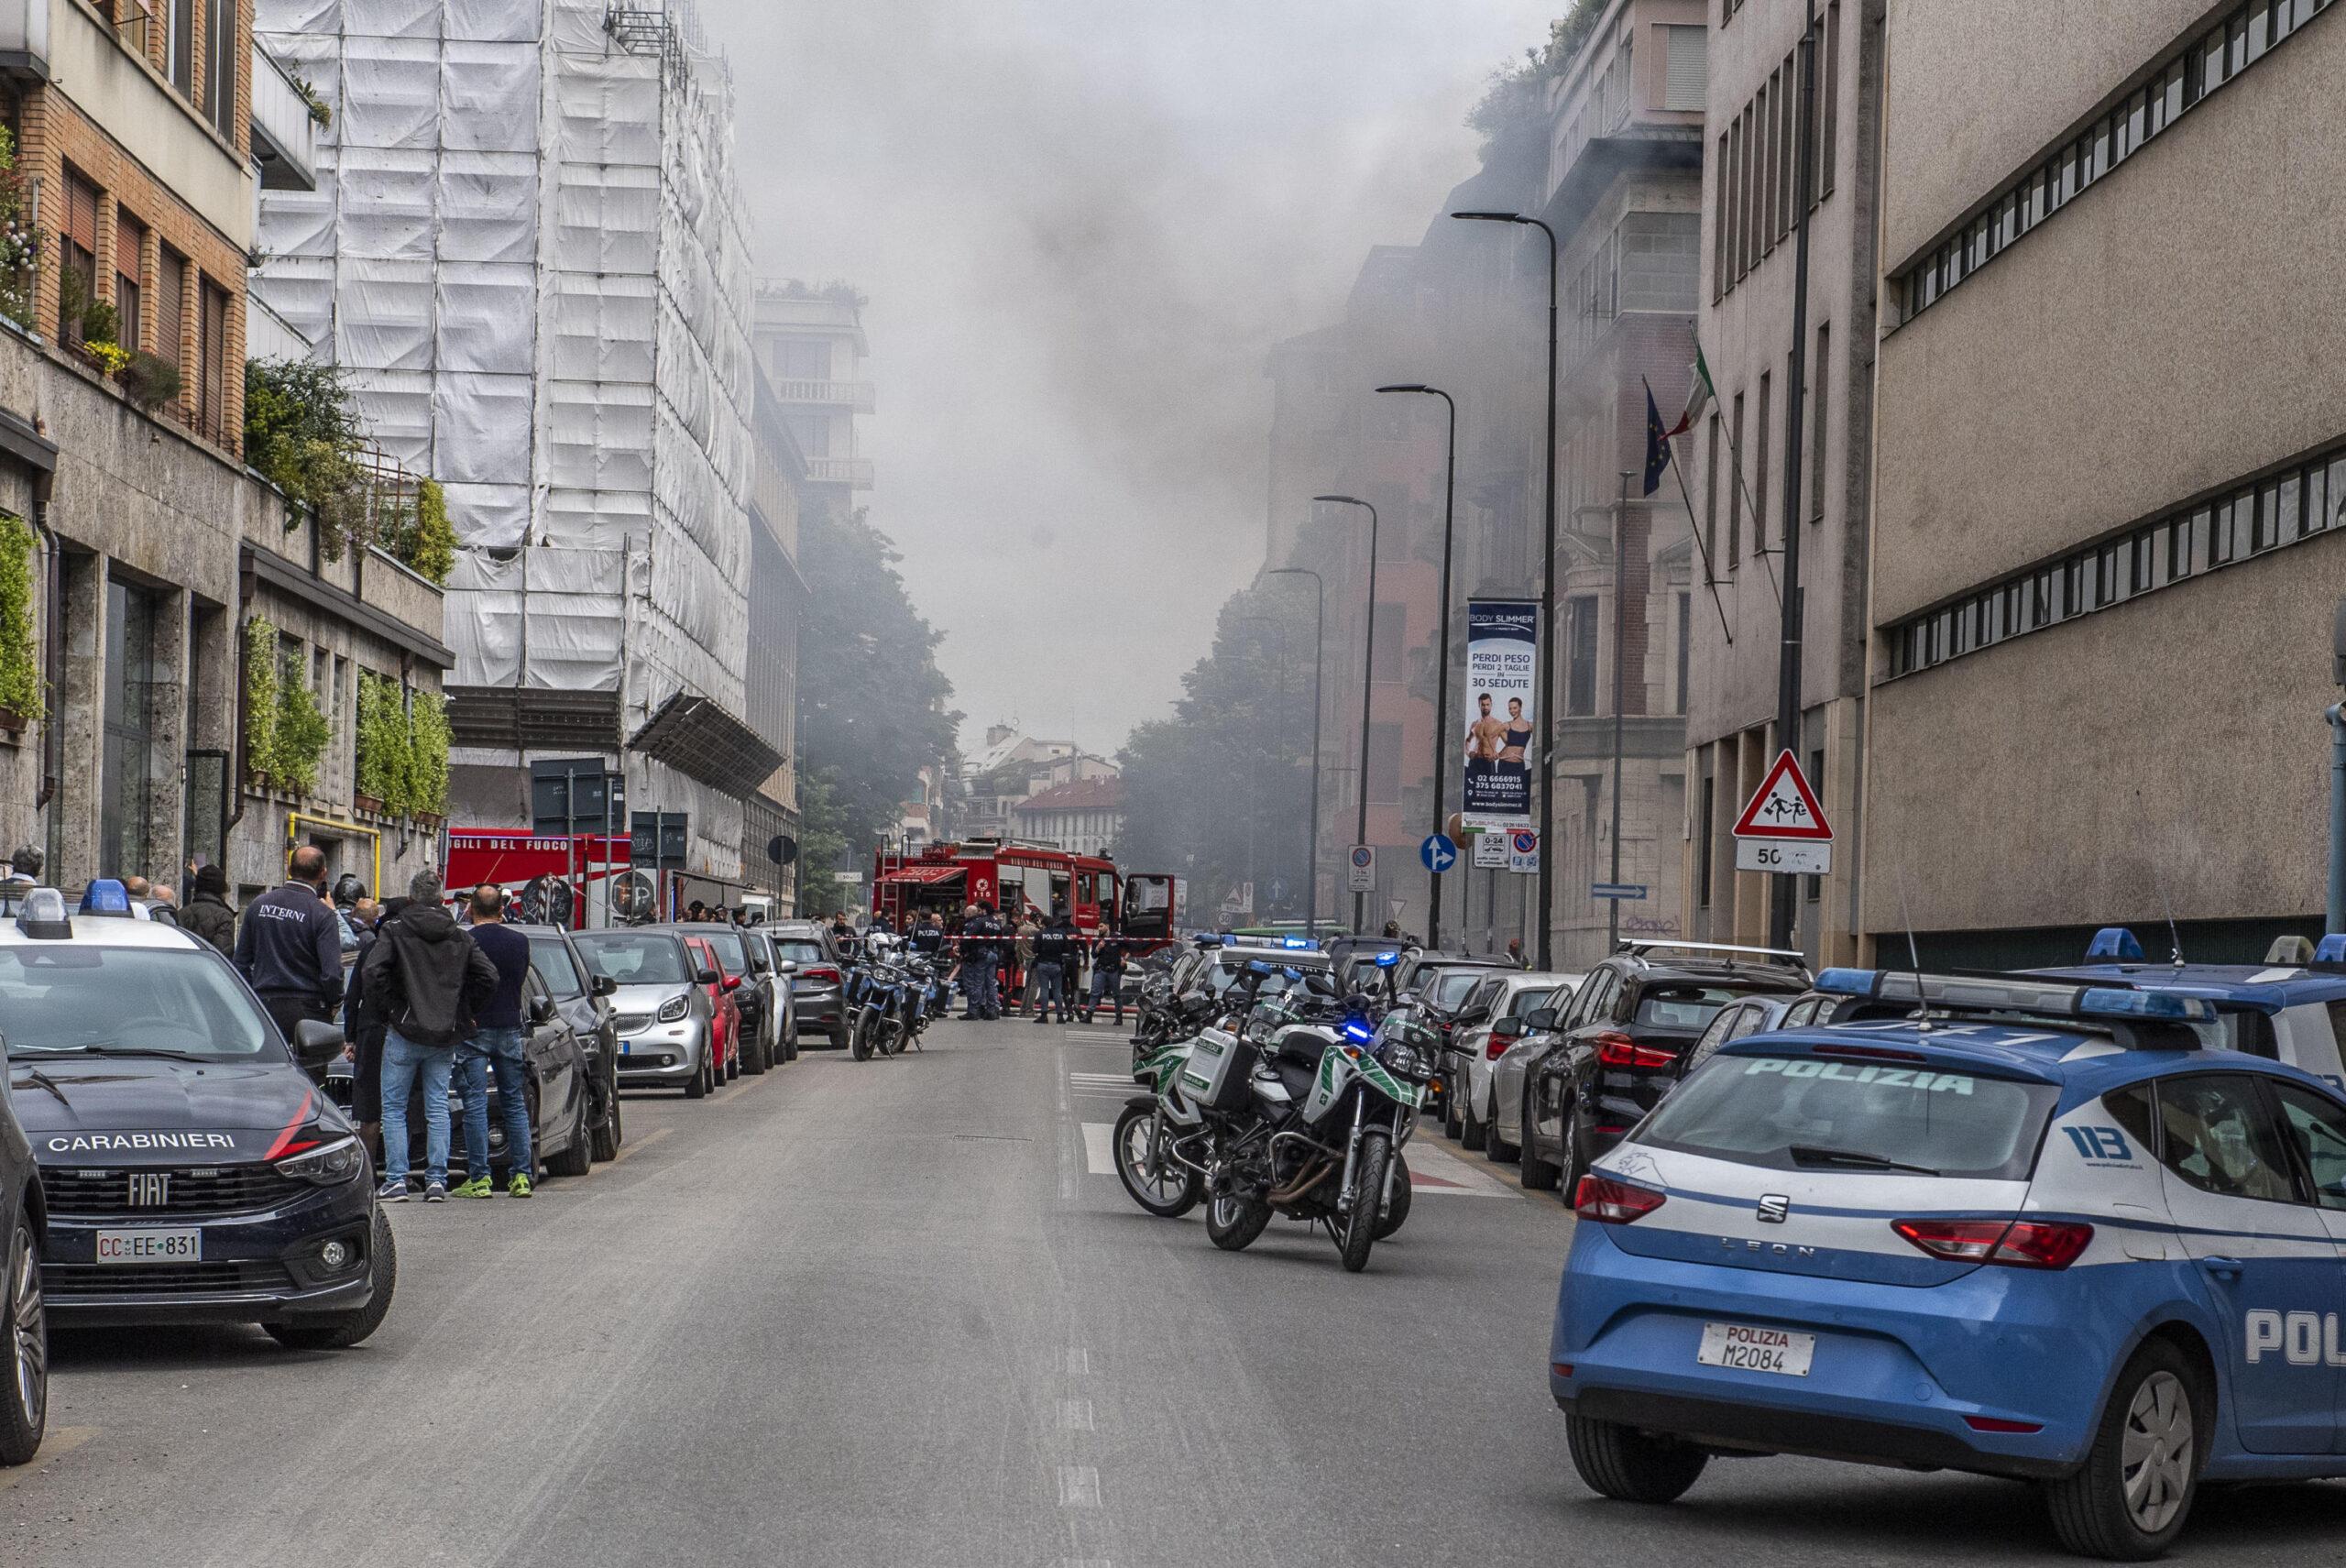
[848,937,925,1060]
[898,951,953,1047]
[1116,962,1428,1272]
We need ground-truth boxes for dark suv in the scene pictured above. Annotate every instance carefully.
[1520,941,1808,1195]
[769,921,850,1048]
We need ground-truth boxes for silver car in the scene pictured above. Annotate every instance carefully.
[1485,983,1584,1165]
[572,929,722,1101]
[1445,971,1579,1152]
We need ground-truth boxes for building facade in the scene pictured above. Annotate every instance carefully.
[1863,0,2346,965]
[754,281,872,516]
[1012,774,1124,860]
[1683,0,1883,966]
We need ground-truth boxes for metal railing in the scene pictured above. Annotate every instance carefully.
[804,456,874,488]
[773,377,874,411]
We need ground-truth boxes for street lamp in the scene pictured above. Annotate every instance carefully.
[1313,494,1380,935]
[1237,614,1286,923]
[1452,208,1560,970]
[1268,565,1323,937]
[1376,383,1459,950]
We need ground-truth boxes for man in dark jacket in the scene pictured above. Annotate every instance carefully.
[181,863,237,952]
[362,872,497,1202]
[453,884,537,1199]
[1083,924,1128,1025]
[234,846,345,1069]
[341,896,400,1167]
[1029,913,1077,1025]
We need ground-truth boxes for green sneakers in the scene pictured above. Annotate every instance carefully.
[453,1175,493,1200]
[508,1173,533,1199]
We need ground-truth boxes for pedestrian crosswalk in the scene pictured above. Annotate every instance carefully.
[1069,1070,1136,1098]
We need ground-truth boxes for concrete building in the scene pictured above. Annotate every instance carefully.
[1864,0,2346,964]
[1012,774,1124,861]
[1683,0,1882,965]
[743,367,807,911]
[0,2,444,904]
[257,0,773,896]
[959,726,1110,842]
[755,280,873,515]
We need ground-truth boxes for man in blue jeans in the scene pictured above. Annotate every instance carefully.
[363,871,497,1202]
[454,883,536,1198]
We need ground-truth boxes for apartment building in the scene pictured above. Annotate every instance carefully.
[1683,0,1883,965]
[1865,0,2346,963]
[755,280,873,517]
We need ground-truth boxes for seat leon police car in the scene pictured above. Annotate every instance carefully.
[1550,966,2346,1561]
[2,883,394,1348]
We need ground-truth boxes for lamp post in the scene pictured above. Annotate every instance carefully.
[1238,614,1286,922]
[1313,494,1380,935]
[1267,566,1324,936]
[1452,208,1560,970]
[1376,383,1459,950]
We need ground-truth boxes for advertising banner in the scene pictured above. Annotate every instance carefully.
[1462,599,1539,828]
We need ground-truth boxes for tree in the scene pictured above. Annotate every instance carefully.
[1114,587,1315,923]
[795,505,961,891]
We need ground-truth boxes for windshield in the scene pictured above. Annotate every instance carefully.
[777,940,827,967]
[1637,1052,2060,1180]
[1209,960,1325,997]
[528,937,586,1001]
[1632,983,1751,1033]
[1505,985,1558,1019]
[573,933,689,985]
[1431,970,1488,1010]
[702,930,749,974]
[0,946,273,1059]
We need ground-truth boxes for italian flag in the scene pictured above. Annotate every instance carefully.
[1664,339,1714,440]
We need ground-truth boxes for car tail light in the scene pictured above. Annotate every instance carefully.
[1486,1035,1512,1060]
[1595,1031,1675,1069]
[803,966,840,984]
[1892,1218,2093,1269]
[1573,1174,1666,1224]
[1963,1415,2045,1434]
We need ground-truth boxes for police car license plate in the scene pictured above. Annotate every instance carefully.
[1696,1321,1813,1376]
[96,1228,202,1264]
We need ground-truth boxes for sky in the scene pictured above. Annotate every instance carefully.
[708,0,1557,760]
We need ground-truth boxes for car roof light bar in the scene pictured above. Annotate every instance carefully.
[1814,967,2214,1025]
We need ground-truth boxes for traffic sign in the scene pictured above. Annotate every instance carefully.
[1735,839,1831,874]
[1420,833,1458,873]
[1732,751,1833,840]
[1266,877,1288,905]
[1347,844,1376,892]
[1473,833,1508,868]
[1508,829,1539,874]
[1591,883,1648,901]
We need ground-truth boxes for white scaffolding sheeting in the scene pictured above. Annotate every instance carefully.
[256,0,758,875]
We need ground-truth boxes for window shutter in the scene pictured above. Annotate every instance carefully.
[1664,27,1706,111]
[65,172,98,254]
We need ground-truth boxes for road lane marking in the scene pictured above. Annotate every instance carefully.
[602,1124,674,1167]
[1059,1398,1094,1431]
[1057,1045,1079,1201]
[1067,1348,1090,1375]
[1081,1122,1114,1175]
[1057,1465,1101,1508]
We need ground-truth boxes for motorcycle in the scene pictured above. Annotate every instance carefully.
[850,943,919,1060]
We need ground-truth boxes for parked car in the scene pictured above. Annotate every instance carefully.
[573,928,722,1099]
[1387,954,1510,1124]
[1445,971,1578,1151]
[1520,940,1809,1195]
[696,926,777,1075]
[441,960,596,1183]
[770,921,850,1049]
[680,933,742,1083]
[0,942,44,1464]
[1677,992,1796,1080]
[740,927,800,1062]
[515,923,625,1161]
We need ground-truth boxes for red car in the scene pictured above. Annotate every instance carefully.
[682,933,743,1084]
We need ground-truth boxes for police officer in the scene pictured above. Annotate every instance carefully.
[960,902,1003,1020]
[234,845,346,1075]
[909,909,947,959]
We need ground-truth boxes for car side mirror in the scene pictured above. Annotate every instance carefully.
[291,1018,345,1069]
[697,968,721,986]
[721,974,742,992]
[591,973,618,997]
[775,959,799,977]
[530,994,555,1025]
[1523,1007,1559,1032]
[1493,1017,1526,1039]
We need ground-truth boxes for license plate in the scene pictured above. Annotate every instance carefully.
[1696,1321,1814,1377]
[95,1228,202,1264]
[619,1040,630,1056]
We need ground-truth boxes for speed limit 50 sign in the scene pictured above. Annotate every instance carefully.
[1732,750,1833,875]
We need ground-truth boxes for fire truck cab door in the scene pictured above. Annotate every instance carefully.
[1121,873,1177,939]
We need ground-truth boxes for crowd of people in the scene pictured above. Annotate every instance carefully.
[829,902,1135,1025]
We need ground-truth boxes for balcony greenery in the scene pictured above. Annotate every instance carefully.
[0,510,40,723]
[244,616,329,795]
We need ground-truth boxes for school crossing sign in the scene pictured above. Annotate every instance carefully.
[1731,750,1833,876]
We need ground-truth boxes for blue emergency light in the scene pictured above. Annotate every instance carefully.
[1280,936,1318,949]
[79,878,131,916]
[1343,1020,1375,1042]
[1374,950,1400,968]
[1814,964,2213,1025]
[2084,927,2145,961]
[1814,967,1875,997]
[2316,933,2346,967]
[2077,986,2214,1023]
[16,886,68,938]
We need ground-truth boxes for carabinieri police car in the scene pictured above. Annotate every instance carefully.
[2,883,394,1347]
[1550,966,2346,1560]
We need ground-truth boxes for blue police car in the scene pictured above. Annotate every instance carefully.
[3,883,394,1347]
[1551,966,2346,1559]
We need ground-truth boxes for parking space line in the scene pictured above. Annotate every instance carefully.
[1080,1122,1114,1175]
[1057,1465,1101,1508]
[603,1125,674,1167]
[1059,1398,1094,1431]
[1067,1348,1090,1376]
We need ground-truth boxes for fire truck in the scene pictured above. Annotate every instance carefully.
[872,839,1177,943]
[443,830,643,928]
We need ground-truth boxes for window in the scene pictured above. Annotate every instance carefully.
[2154,1074,2296,1204]
[1676,592,1691,716]
[1753,372,1771,553]
[114,212,145,351]
[1726,118,1743,282]
[1809,323,1829,521]
[157,246,187,381]
[1819,1,1840,198]
[1712,133,1728,298]
[776,338,828,379]
[169,0,193,96]
[60,168,98,345]
[205,0,235,137]
[1776,52,1795,236]
[1617,213,1699,312]
[1663,27,1705,110]
[1695,773,1715,908]
[1727,392,1745,565]
[1365,721,1402,806]
[1758,76,1776,256]
[1704,411,1722,572]
[1739,104,1758,273]
[1565,596,1599,716]
[101,578,164,879]
[1370,603,1404,680]
[2272,1081,2346,1211]
[199,279,229,442]
[1805,746,1825,901]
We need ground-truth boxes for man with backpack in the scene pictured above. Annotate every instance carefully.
[363,872,498,1202]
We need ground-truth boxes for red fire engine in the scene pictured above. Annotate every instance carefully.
[872,839,1177,942]
[444,831,639,928]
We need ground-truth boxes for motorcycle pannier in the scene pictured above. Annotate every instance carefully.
[1177,1025,1259,1113]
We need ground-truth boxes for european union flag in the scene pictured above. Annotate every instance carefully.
[1641,380,1672,498]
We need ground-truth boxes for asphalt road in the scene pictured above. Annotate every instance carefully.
[11,1014,2346,1566]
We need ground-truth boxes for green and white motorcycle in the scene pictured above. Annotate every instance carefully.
[1110,1031,1208,1219]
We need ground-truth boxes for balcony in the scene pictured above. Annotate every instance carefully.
[804,456,874,489]
[250,41,319,192]
[773,377,874,412]
[0,0,46,80]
